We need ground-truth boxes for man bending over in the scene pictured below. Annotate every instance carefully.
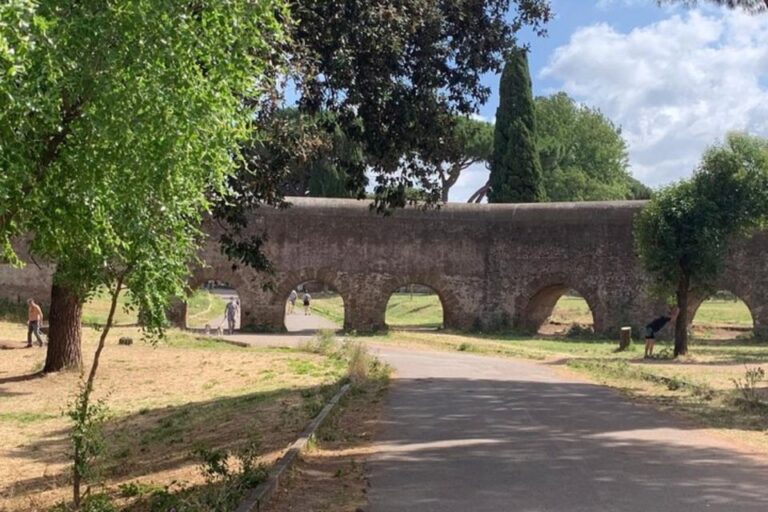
[644,306,679,359]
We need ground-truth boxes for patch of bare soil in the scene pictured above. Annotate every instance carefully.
[267,377,389,512]
[0,322,344,511]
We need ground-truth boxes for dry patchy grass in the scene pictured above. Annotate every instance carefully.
[268,363,389,512]
[0,322,346,511]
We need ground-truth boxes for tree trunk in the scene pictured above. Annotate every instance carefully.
[674,274,690,357]
[44,283,83,372]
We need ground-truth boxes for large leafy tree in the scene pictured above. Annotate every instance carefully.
[0,1,286,372]
[635,133,768,357]
[536,93,648,201]
[216,0,552,244]
[437,117,494,202]
[488,48,544,203]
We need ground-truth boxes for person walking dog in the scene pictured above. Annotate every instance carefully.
[26,298,45,348]
[224,298,239,335]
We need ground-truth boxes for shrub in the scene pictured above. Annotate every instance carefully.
[346,341,370,385]
[298,329,336,355]
[732,366,765,408]
[565,324,594,339]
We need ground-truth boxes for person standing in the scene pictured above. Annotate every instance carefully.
[288,289,298,314]
[644,306,679,359]
[224,298,238,335]
[26,298,45,348]
[303,292,312,316]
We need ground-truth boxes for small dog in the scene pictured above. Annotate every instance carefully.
[204,324,211,335]
[216,325,224,336]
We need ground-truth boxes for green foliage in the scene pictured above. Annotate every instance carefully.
[299,329,338,355]
[67,382,110,494]
[0,297,27,322]
[436,116,495,201]
[0,0,287,336]
[636,134,768,298]
[141,439,268,511]
[216,0,552,239]
[49,493,117,512]
[635,133,768,355]
[732,366,766,408]
[535,92,643,201]
[488,49,544,203]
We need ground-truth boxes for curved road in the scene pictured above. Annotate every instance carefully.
[222,316,768,511]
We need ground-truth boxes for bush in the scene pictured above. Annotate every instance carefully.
[0,298,27,323]
[345,341,370,386]
[565,324,594,339]
[732,366,765,408]
[298,329,336,355]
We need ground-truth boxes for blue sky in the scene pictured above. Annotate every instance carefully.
[478,0,668,119]
[450,0,768,201]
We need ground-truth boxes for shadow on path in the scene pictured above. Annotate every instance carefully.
[368,351,768,512]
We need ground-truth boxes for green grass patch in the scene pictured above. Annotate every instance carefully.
[386,293,443,328]
[186,290,229,328]
[0,411,58,424]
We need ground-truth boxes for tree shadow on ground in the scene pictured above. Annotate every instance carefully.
[368,377,768,512]
[2,381,341,504]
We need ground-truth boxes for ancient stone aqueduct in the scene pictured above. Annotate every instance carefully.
[2,197,767,338]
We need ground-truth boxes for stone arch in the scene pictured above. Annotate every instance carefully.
[687,288,757,339]
[516,273,603,334]
[376,273,463,330]
[175,269,248,330]
[274,267,350,330]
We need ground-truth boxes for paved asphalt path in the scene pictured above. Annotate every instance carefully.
[222,315,768,512]
[365,348,768,512]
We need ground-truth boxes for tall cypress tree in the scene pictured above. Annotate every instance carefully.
[488,49,544,203]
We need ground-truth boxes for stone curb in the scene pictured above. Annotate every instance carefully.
[234,382,352,512]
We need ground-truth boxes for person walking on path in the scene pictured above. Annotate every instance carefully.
[26,298,45,348]
[303,292,312,316]
[224,298,239,335]
[644,306,679,359]
[288,289,298,314]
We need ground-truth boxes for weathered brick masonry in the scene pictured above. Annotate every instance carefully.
[3,198,767,338]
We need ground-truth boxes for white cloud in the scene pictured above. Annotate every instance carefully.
[541,9,768,186]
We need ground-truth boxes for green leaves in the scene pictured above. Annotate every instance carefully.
[635,133,768,299]
[1,0,287,335]
[488,48,544,203]
[536,92,640,202]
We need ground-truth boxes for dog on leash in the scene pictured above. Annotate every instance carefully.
[216,325,224,336]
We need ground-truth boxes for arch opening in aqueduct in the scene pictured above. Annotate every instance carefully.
[2,198,767,339]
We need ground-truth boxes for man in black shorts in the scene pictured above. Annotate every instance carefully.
[644,306,679,359]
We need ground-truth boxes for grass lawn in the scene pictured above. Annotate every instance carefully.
[0,321,347,511]
[312,293,754,335]
[310,292,446,329]
[80,289,228,328]
[386,293,443,328]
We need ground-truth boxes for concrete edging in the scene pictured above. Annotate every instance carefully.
[234,382,352,512]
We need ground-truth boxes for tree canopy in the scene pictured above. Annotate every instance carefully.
[219,0,552,218]
[635,133,768,356]
[536,93,648,201]
[488,49,544,203]
[433,116,494,202]
[0,0,286,370]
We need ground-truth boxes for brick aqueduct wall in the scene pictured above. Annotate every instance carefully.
[2,197,768,338]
